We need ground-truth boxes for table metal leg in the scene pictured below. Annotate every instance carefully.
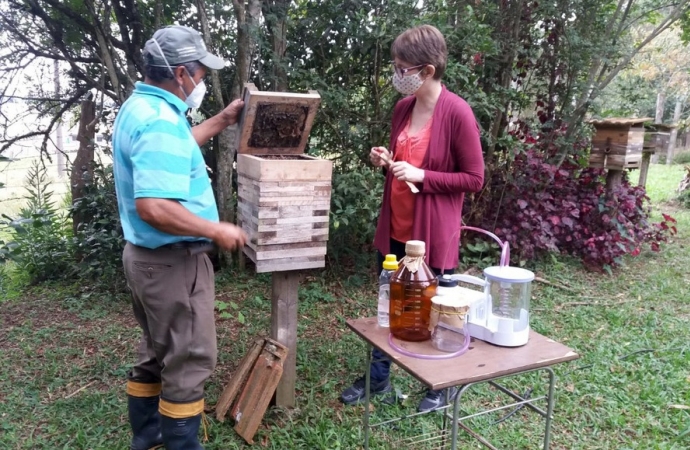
[450,384,472,450]
[364,344,372,450]
[440,388,451,449]
[448,367,558,450]
[543,367,556,450]
[361,363,558,449]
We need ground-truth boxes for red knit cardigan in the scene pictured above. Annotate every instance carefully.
[373,86,485,270]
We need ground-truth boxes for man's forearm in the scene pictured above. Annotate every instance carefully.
[136,198,218,240]
[191,113,231,147]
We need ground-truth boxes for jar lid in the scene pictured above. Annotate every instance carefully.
[405,240,426,257]
[437,274,459,288]
[483,266,535,283]
[431,295,473,308]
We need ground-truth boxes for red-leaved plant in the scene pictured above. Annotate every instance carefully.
[473,122,677,272]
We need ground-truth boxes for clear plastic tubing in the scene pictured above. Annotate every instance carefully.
[387,331,470,360]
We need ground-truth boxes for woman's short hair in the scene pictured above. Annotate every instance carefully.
[143,49,202,82]
[391,25,447,80]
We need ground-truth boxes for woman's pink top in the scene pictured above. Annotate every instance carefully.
[390,117,432,243]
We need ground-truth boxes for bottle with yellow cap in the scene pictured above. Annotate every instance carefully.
[377,254,399,327]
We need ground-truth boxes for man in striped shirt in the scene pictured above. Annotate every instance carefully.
[113,25,247,450]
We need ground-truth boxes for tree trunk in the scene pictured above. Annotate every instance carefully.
[263,0,290,92]
[71,99,96,236]
[229,0,262,269]
[85,0,125,104]
[197,0,237,266]
[652,91,666,163]
[655,91,666,123]
[154,0,163,29]
[54,60,65,178]
[232,0,262,96]
[667,99,683,165]
[484,0,524,162]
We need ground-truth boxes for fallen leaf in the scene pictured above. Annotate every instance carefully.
[565,384,575,393]
[669,404,690,410]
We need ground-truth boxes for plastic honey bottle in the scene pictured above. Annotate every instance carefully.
[389,240,438,341]
[377,254,398,327]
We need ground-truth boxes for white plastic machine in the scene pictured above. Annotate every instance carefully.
[448,265,534,347]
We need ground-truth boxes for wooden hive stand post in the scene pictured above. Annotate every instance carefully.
[638,150,653,188]
[270,270,300,407]
[640,125,659,188]
[604,137,624,191]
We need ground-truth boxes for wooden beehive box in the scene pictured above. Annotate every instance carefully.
[643,123,674,157]
[236,83,332,273]
[588,117,652,170]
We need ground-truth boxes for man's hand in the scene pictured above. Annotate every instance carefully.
[391,161,425,183]
[211,222,248,251]
[192,98,245,146]
[220,99,245,126]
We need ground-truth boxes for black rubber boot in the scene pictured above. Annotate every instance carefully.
[161,414,204,450]
[128,395,163,450]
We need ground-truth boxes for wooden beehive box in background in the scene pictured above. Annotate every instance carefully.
[643,123,674,157]
[236,84,333,273]
[588,117,652,170]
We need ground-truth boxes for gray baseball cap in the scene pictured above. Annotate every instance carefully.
[144,25,225,70]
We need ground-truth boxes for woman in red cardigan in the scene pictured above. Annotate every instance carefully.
[340,25,485,412]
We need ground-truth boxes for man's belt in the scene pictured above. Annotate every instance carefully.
[158,240,215,255]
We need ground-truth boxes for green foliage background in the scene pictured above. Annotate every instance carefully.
[2,0,689,285]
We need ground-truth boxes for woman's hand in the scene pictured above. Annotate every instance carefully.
[391,161,425,183]
[370,146,391,167]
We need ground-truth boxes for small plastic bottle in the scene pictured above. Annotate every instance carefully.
[377,254,398,327]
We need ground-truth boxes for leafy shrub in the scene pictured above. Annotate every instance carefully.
[328,166,384,266]
[679,189,690,209]
[474,123,677,272]
[70,163,125,290]
[1,160,125,290]
[460,236,502,269]
[0,161,73,283]
[672,151,690,165]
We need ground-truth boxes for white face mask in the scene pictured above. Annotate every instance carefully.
[152,38,206,108]
[392,71,425,96]
[182,74,206,109]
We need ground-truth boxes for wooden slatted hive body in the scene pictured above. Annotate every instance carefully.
[588,117,652,170]
[236,84,332,273]
[643,123,674,157]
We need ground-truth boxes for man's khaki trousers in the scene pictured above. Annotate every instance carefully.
[122,242,217,418]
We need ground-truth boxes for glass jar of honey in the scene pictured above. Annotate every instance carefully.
[389,240,438,342]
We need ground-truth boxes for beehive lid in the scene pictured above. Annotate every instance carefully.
[645,122,676,133]
[587,117,653,130]
[236,83,321,155]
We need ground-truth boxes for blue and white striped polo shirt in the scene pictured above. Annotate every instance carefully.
[113,82,218,249]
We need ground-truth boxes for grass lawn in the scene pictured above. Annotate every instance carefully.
[0,164,688,449]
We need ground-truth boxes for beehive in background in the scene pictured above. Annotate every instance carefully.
[588,117,651,170]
